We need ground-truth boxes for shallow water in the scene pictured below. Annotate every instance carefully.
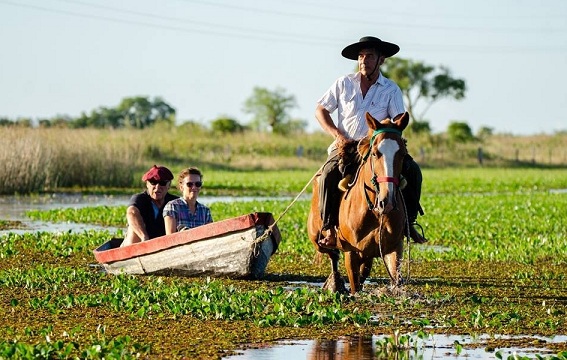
[226,334,567,359]
[0,194,130,236]
[0,194,130,219]
[0,194,285,236]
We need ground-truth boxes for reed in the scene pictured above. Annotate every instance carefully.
[0,127,138,194]
[1,124,565,194]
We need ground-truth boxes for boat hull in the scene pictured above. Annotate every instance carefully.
[93,212,281,279]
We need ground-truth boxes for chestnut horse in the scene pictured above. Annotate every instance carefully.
[307,112,409,294]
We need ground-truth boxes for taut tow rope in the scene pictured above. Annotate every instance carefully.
[257,164,325,242]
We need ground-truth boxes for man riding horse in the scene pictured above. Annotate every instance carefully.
[315,36,427,248]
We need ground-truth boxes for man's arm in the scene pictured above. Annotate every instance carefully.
[126,205,149,241]
[315,104,347,143]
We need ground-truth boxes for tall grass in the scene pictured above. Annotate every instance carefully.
[0,128,138,194]
[405,132,567,167]
[1,123,565,195]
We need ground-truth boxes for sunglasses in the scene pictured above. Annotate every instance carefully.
[185,181,202,188]
[148,179,169,186]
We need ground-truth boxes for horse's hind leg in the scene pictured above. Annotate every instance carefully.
[322,250,347,294]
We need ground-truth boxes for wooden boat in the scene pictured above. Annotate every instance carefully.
[93,212,281,279]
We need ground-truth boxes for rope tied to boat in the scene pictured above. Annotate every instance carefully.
[261,164,324,240]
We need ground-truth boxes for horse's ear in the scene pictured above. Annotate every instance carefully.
[393,112,410,131]
[365,112,381,130]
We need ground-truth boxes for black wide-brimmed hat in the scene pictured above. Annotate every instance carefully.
[341,36,400,60]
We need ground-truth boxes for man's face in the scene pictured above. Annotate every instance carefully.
[358,48,383,77]
[146,179,170,202]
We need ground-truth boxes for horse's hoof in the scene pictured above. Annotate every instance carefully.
[322,272,347,294]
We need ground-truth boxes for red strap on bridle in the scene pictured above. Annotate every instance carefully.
[376,176,399,185]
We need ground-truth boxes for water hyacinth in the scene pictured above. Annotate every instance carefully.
[0,168,566,358]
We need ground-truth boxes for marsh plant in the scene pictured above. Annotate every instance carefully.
[2,124,566,195]
[1,167,567,358]
[0,127,137,194]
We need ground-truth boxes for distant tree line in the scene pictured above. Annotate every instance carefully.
[1,57,479,138]
[0,89,304,135]
[0,96,176,129]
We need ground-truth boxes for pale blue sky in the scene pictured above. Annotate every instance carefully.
[1,0,566,135]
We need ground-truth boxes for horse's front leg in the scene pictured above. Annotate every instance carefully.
[322,249,347,294]
[382,247,402,287]
[344,251,364,294]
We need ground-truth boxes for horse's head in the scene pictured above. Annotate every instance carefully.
[359,112,409,215]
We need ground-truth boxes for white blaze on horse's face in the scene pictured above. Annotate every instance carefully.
[376,138,399,214]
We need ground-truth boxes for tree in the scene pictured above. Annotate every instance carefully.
[71,107,121,128]
[382,58,466,123]
[211,116,245,134]
[447,121,474,143]
[477,126,494,139]
[243,87,300,134]
[118,96,175,129]
[278,118,308,135]
[407,119,431,134]
[70,96,176,129]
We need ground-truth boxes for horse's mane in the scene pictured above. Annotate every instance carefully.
[337,140,361,165]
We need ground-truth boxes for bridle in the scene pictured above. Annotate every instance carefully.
[361,127,403,211]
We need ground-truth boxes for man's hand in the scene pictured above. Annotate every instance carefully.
[335,133,349,148]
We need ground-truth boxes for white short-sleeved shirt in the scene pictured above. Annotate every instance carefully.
[318,71,405,152]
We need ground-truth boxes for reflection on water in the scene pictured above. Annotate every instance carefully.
[226,334,567,360]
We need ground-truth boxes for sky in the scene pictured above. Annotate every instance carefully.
[1,0,566,135]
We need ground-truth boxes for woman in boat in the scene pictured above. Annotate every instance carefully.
[163,167,213,234]
[122,165,178,246]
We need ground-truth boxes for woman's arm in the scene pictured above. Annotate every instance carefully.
[164,215,177,235]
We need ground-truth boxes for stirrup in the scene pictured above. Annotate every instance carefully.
[338,174,352,192]
[409,222,428,244]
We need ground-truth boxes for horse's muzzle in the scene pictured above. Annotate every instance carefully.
[375,197,395,214]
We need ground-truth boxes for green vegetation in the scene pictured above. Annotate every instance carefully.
[1,168,566,358]
[1,123,566,196]
[243,86,305,134]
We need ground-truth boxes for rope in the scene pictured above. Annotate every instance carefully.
[260,163,326,240]
[398,187,412,284]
